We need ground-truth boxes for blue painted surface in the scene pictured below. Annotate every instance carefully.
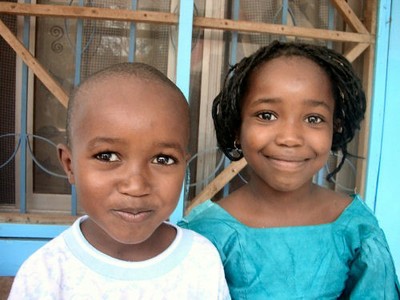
[19,9,31,214]
[169,0,194,224]
[369,0,400,277]
[0,224,69,276]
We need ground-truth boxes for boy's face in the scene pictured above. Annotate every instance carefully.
[59,76,189,248]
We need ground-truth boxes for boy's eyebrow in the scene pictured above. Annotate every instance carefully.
[153,142,186,153]
[87,137,126,149]
[86,138,185,152]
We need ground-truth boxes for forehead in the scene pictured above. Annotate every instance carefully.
[247,56,332,92]
[254,55,328,78]
[76,75,185,113]
[70,76,189,140]
[243,56,334,108]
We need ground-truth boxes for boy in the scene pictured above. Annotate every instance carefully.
[9,63,230,299]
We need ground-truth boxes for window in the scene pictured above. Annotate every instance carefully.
[0,0,374,217]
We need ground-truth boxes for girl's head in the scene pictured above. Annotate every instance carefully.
[212,40,366,180]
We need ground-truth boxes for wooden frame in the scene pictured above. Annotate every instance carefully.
[0,0,376,216]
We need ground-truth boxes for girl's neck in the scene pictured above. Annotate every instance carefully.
[219,179,349,228]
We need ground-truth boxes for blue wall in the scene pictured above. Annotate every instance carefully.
[366,0,400,276]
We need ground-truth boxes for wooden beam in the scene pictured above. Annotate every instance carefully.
[185,158,247,215]
[331,0,369,34]
[344,42,370,63]
[356,0,378,197]
[0,2,178,25]
[0,213,78,224]
[0,20,69,107]
[193,17,373,43]
[0,2,373,44]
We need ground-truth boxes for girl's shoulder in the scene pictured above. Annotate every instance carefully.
[334,194,379,226]
[179,199,236,226]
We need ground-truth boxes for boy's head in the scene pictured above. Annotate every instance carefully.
[58,62,190,250]
[66,62,188,147]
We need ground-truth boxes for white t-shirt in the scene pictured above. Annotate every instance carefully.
[9,216,230,299]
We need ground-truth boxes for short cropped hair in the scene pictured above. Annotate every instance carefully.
[66,62,186,146]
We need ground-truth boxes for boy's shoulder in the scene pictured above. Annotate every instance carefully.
[15,224,73,272]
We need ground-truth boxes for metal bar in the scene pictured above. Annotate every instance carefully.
[19,0,31,213]
[128,0,137,62]
[70,0,85,216]
[281,0,288,25]
[169,0,194,224]
[327,0,335,49]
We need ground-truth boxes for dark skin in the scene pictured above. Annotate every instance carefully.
[218,56,351,228]
[58,75,190,261]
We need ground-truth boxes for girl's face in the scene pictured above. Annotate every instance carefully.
[58,76,189,253]
[239,56,334,193]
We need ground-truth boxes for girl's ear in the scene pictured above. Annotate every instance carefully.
[333,118,343,133]
[57,144,75,184]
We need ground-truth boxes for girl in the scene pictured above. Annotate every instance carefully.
[180,41,399,299]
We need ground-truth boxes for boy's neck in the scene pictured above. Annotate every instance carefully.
[80,219,177,261]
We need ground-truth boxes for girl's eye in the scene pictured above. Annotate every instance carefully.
[95,152,120,162]
[306,116,323,124]
[152,155,176,165]
[257,112,277,121]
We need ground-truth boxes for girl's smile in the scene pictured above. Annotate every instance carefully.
[239,55,334,192]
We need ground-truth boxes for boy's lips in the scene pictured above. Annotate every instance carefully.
[113,208,154,223]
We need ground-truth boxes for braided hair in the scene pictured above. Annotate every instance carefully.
[212,40,366,181]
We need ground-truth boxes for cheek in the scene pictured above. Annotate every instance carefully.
[240,124,269,150]
[158,169,186,201]
[74,169,111,199]
[312,133,333,157]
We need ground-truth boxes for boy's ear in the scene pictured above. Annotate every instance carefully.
[185,152,191,164]
[57,144,75,185]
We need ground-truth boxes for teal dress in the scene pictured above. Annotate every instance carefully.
[179,195,400,299]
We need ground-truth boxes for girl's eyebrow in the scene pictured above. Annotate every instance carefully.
[303,99,333,112]
[251,98,333,112]
[250,98,280,106]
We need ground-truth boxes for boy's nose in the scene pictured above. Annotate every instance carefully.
[118,169,151,197]
[275,121,304,147]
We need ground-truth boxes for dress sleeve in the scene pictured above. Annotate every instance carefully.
[342,231,400,299]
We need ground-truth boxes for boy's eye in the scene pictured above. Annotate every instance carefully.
[152,155,176,165]
[95,152,120,162]
[306,116,323,124]
[257,112,277,121]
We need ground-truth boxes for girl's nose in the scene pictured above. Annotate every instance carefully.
[275,121,304,147]
[118,168,151,197]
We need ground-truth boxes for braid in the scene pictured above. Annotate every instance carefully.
[212,40,366,181]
